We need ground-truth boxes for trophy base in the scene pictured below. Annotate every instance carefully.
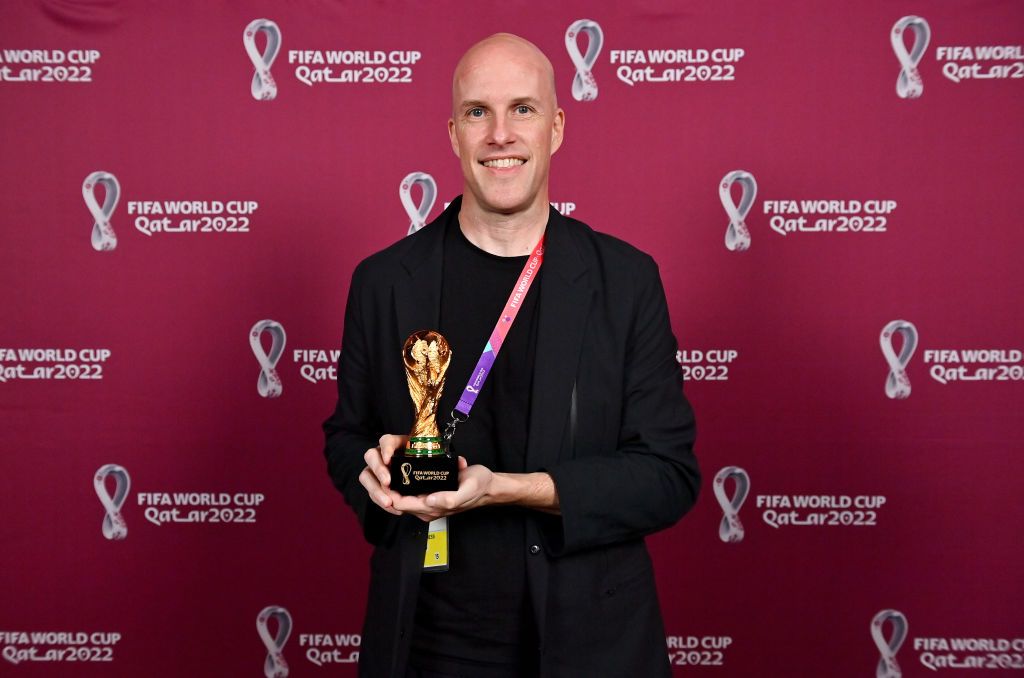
[393,453,459,495]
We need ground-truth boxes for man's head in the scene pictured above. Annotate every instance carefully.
[449,34,565,217]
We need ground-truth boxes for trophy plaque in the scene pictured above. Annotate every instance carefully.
[393,330,459,495]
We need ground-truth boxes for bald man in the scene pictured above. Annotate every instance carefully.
[324,34,699,677]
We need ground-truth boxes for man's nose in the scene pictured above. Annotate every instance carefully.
[488,114,515,145]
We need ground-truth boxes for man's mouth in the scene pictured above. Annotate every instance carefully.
[480,157,526,169]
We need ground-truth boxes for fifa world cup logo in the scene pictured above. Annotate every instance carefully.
[251,320,287,398]
[713,466,750,543]
[94,464,130,540]
[891,16,930,99]
[244,19,282,101]
[565,20,604,102]
[871,609,908,678]
[400,172,437,235]
[83,171,120,252]
[880,320,918,399]
[257,605,292,678]
[720,170,757,252]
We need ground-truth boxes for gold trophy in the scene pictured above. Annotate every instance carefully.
[393,330,459,495]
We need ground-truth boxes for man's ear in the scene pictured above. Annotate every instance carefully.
[449,118,461,157]
[550,108,565,155]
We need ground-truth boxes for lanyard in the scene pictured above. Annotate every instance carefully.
[443,235,545,445]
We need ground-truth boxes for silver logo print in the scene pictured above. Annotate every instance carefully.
[83,171,120,252]
[880,320,918,399]
[871,609,908,678]
[94,463,130,540]
[720,170,757,252]
[250,320,287,398]
[400,172,437,235]
[257,605,292,678]
[713,466,750,543]
[565,20,604,102]
[891,16,930,99]
[244,19,281,101]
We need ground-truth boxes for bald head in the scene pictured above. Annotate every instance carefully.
[452,33,558,114]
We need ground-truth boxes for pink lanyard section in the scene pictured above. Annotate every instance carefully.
[453,236,545,419]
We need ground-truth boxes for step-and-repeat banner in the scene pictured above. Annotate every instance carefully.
[2,1,1022,675]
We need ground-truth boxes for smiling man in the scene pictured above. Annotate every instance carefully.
[324,34,699,678]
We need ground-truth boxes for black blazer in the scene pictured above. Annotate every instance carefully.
[324,197,699,677]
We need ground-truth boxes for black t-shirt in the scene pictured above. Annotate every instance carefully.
[409,217,542,677]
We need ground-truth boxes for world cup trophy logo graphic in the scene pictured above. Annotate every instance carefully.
[257,605,292,678]
[94,464,130,540]
[250,320,287,398]
[891,16,930,99]
[880,320,918,399]
[720,170,757,252]
[713,466,750,543]
[400,172,437,236]
[244,19,281,101]
[871,609,908,678]
[83,171,120,252]
[565,19,603,102]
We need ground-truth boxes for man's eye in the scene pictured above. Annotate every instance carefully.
[515,105,531,114]
[468,108,484,118]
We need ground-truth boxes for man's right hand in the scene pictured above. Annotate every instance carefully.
[359,434,408,515]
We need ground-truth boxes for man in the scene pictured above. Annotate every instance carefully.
[323,33,699,678]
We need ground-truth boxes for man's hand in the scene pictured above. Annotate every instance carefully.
[395,463,561,522]
[359,436,560,521]
[358,434,407,516]
[392,457,490,522]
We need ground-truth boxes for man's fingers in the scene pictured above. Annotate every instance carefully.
[393,494,442,521]
[360,436,420,516]
[358,466,377,492]
[425,491,459,510]
[363,446,391,487]
[358,468,401,515]
[378,434,409,465]
[392,494,428,513]
[378,489,403,515]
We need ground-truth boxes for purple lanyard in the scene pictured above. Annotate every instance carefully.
[443,236,545,443]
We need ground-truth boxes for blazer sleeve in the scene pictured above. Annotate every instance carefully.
[322,262,400,545]
[543,254,699,556]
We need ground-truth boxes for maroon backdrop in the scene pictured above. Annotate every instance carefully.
[2,0,1023,675]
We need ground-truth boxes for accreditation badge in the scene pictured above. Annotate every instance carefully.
[423,517,449,572]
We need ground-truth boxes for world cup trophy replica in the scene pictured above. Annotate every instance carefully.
[394,330,460,495]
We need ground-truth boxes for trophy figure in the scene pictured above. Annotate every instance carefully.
[394,330,459,495]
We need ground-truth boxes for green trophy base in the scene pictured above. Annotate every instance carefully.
[393,446,459,496]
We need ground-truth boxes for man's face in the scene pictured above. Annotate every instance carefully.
[449,42,564,215]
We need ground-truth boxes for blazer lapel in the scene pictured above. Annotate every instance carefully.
[394,203,450,340]
[388,201,451,426]
[527,208,593,471]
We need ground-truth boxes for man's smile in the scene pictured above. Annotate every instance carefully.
[480,157,527,169]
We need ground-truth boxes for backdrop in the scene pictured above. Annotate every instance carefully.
[2,0,1023,675]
